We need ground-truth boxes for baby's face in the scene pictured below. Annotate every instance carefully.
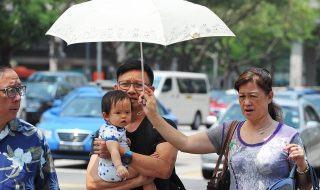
[109,99,132,127]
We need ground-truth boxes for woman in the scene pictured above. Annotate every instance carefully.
[140,68,312,190]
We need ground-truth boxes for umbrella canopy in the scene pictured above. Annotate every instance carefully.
[46,0,234,46]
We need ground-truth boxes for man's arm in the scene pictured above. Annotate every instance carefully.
[86,154,153,190]
[120,141,178,179]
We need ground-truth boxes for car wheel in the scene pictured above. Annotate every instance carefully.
[202,169,213,179]
[191,112,201,130]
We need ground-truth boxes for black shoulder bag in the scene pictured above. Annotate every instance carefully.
[207,121,238,190]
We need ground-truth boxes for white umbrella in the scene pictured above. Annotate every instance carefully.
[46,0,235,89]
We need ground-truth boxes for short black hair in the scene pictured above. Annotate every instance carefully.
[101,90,131,114]
[0,66,13,78]
[116,60,154,85]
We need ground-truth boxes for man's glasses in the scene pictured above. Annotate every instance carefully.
[0,85,26,98]
[118,81,149,91]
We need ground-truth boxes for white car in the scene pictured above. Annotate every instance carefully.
[201,98,320,179]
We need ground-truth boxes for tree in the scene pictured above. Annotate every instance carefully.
[0,0,83,67]
[121,0,319,88]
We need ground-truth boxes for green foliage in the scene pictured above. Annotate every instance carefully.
[0,0,85,65]
[122,0,319,77]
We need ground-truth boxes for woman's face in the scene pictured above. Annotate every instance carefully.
[238,81,272,121]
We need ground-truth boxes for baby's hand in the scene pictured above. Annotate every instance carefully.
[127,138,131,146]
[116,165,129,178]
[150,151,159,158]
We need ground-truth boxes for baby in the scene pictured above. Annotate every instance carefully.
[98,90,156,189]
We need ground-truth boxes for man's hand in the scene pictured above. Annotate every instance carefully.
[93,138,110,159]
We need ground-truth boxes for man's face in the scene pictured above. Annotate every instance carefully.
[115,70,153,108]
[0,69,22,125]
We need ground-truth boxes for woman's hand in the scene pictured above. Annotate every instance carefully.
[93,138,111,159]
[138,86,158,116]
[285,143,307,171]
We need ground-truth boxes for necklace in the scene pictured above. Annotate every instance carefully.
[258,122,272,135]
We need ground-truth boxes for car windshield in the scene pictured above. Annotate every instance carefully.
[216,94,238,104]
[60,96,101,117]
[218,104,300,129]
[282,106,300,129]
[218,104,245,123]
[209,90,225,100]
[28,75,60,83]
[26,83,56,99]
[153,76,161,89]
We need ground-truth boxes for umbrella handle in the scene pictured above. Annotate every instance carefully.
[140,42,146,106]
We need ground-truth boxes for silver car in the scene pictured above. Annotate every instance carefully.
[201,98,320,179]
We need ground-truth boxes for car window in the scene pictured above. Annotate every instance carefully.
[28,75,59,83]
[282,106,300,129]
[217,94,238,104]
[60,96,101,117]
[26,83,56,99]
[304,106,320,123]
[162,78,172,92]
[55,85,73,99]
[218,104,245,124]
[177,78,207,94]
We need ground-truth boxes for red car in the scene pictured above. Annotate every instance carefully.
[206,89,238,128]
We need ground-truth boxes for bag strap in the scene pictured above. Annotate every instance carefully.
[289,165,297,179]
[308,163,320,190]
[210,121,238,178]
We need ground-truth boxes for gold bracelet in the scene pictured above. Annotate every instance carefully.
[296,161,309,175]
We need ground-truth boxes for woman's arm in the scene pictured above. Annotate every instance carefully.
[285,143,312,190]
[140,86,217,154]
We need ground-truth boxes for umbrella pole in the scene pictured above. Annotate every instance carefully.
[140,42,145,92]
[140,42,146,105]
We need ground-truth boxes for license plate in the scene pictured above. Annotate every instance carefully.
[59,144,84,151]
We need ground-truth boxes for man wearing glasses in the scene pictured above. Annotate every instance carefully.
[86,60,185,190]
[0,67,59,189]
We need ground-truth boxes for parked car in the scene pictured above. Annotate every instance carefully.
[206,89,238,127]
[201,98,320,179]
[274,87,320,100]
[154,71,210,130]
[89,80,116,91]
[27,71,88,88]
[302,94,320,116]
[37,87,178,160]
[25,82,74,124]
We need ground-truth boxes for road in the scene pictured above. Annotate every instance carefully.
[55,125,208,190]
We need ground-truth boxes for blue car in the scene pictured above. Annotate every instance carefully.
[38,86,178,160]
